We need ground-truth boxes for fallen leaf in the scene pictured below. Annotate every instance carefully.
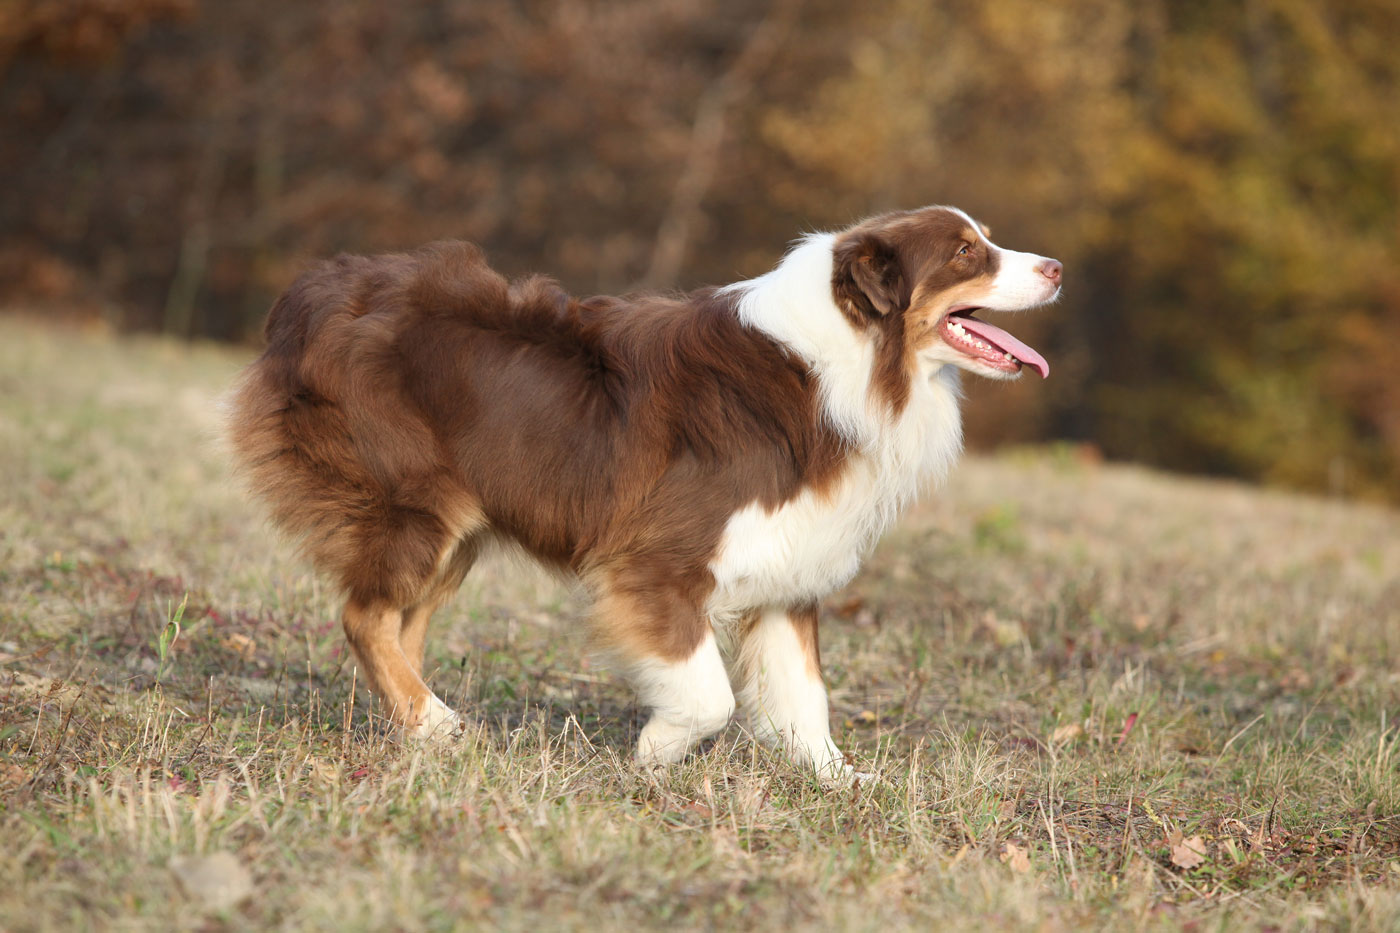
[222,633,257,660]
[852,710,877,726]
[170,851,253,912]
[1051,722,1083,744]
[1170,835,1207,870]
[1000,841,1031,873]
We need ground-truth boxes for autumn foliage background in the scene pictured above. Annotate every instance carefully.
[3,0,1399,500]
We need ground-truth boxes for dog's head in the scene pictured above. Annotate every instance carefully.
[831,206,1060,380]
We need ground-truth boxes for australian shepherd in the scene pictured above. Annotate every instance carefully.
[227,206,1060,781]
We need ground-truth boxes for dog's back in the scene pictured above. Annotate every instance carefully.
[228,241,831,603]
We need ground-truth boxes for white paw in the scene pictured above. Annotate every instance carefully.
[635,720,692,766]
[816,762,877,788]
[802,737,859,785]
[408,694,464,741]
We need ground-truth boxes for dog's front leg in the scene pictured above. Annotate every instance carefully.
[600,586,736,766]
[628,630,736,765]
[734,605,853,783]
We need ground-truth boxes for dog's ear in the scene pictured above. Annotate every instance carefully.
[832,232,905,318]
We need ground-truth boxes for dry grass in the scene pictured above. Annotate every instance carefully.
[2,314,1398,931]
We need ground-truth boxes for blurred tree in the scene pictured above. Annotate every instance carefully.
[1,0,1397,499]
[757,0,1400,497]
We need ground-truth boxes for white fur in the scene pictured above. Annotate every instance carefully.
[978,247,1059,311]
[631,631,735,765]
[736,609,845,780]
[408,692,463,741]
[709,234,964,619]
[699,231,974,780]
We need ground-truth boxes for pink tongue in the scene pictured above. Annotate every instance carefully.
[957,316,1049,378]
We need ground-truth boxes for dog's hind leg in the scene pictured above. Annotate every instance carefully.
[400,536,481,677]
[734,605,850,783]
[343,599,463,739]
[343,488,486,739]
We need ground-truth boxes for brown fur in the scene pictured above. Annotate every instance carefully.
[228,208,1030,737]
[228,241,853,729]
[831,210,1000,410]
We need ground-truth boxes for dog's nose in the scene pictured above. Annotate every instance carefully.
[1038,259,1062,284]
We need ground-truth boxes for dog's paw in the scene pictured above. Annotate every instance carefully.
[408,695,465,742]
[815,759,877,788]
[635,722,691,767]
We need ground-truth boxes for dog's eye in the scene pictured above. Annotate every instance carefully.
[957,244,971,257]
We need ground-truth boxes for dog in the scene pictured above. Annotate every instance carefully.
[227,206,1060,780]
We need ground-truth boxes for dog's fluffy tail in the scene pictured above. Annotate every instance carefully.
[225,246,489,605]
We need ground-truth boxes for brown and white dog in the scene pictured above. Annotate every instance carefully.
[227,206,1059,780]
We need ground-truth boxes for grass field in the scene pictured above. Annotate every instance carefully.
[2,315,1398,931]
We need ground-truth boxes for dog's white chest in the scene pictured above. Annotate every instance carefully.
[705,374,962,619]
[706,461,892,616]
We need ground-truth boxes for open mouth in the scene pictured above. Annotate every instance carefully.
[938,309,1049,378]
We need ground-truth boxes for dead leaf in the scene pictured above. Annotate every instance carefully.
[1000,841,1031,873]
[1051,722,1083,744]
[221,633,257,660]
[852,710,877,726]
[1170,835,1207,870]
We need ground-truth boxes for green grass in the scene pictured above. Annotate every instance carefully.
[1,315,1398,931]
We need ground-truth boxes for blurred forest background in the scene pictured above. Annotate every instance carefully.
[2,0,1398,500]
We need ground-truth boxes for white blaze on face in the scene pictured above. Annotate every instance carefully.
[978,245,1060,310]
